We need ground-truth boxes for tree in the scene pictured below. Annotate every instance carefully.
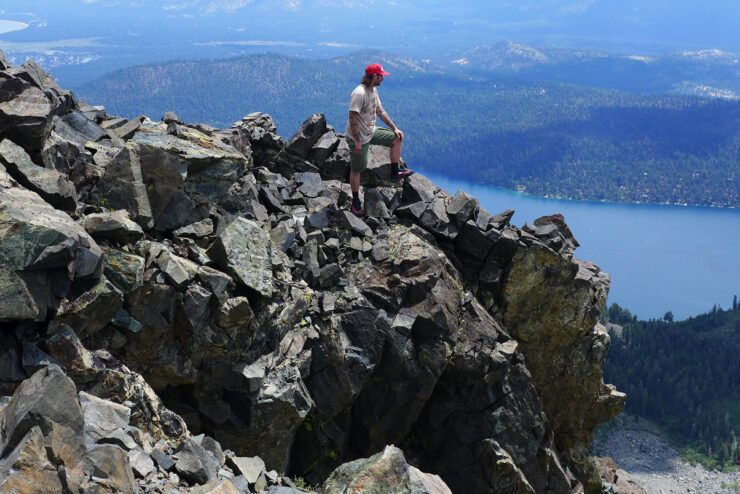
[733,295,737,311]
[663,311,674,322]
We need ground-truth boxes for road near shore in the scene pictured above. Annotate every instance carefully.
[594,418,740,494]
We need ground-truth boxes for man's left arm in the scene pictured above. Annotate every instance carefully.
[377,105,403,141]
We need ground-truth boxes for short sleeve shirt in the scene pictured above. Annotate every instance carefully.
[346,84,381,145]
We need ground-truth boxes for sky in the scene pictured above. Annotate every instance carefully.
[2,0,740,62]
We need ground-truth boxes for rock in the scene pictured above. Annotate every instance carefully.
[78,391,131,446]
[322,445,452,494]
[340,211,372,237]
[175,437,220,484]
[60,111,108,142]
[0,49,10,70]
[131,132,248,232]
[490,208,515,229]
[43,325,187,442]
[196,265,234,304]
[162,111,182,124]
[0,75,54,157]
[80,210,145,243]
[309,129,340,164]
[402,173,437,204]
[286,114,328,159]
[77,101,106,123]
[151,448,176,471]
[227,455,266,484]
[0,365,86,490]
[208,217,274,297]
[128,447,155,478]
[103,248,145,294]
[217,297,254,331]
[0,171,103,322]
[364,188,391,219]
[190,479,242,494]
[0,334,26,384]
[86,443,138,493]
[174,218,214,239]
[320,138,350,181]
[101,116,128,130]
[523,213,580,255]
[157,250,199,289]
[0,138,77,211]
[107,117,142,140]
[194,434,226,467]
[88,143,153,229]
[0,426,64,493]
[295,171,326,198]
[419,193,457,239]
[232,112,284,167]
[501,245,621,492]
[446,189,479,227]
[56,275,124,338]
[21,340,62,376]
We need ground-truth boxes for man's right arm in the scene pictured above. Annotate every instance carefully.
[348,111,362,155]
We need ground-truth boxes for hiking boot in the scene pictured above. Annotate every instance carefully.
[391,168,414,181]
[351,198,363,215]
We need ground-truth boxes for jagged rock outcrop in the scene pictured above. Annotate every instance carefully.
[0,54,624,493]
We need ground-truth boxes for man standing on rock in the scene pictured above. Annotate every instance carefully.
[346,63,413,214]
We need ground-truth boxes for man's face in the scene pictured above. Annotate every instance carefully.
[373,74,384,86]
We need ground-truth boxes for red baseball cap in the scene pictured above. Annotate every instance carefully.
[365,63,390,76]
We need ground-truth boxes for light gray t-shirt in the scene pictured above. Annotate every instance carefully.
[346,84,381,144]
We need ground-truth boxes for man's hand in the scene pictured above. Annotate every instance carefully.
[393,128,404,141]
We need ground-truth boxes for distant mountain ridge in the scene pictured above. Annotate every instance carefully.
[448,42,740,98]
[74,50,740,208]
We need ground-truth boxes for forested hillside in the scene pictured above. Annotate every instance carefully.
[603,299,740,469]
[74,52,740,208]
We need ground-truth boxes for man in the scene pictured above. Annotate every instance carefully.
[346,63,413,214]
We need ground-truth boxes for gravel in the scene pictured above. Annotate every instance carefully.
[594,418,740,494]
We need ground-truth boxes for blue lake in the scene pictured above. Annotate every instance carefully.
[421,171,740,321]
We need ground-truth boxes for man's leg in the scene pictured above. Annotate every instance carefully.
[371,128,413,180]
[390,136,402,164]
[348,137,368,213]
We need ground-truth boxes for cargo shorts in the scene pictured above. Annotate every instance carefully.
[347,127,397,172]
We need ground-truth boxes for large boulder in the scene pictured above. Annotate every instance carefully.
[0,365,86,491]
[500,244,625,492]
[0,73,55,158]
[207,217,274,298]
[322,445,452,494]
[130,132,249,232]
[88,143,153,229]
[0,169,102,322]
[0,138,77,211]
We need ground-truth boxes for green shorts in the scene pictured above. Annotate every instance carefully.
[347,127,397,173]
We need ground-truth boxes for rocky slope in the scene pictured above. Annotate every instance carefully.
[0,50,625,493]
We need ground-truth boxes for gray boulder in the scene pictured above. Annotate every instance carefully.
[322,445,452,494]
[0,74,55,156]
[0,138,77,211]
[0,365,86,491]
[0,169,103,322]
[175,437,220,484]
[208,217,274,297]
[285,114,327,159]
[80,210,145,243]
[88,143,153,229]
[131,132,248,232]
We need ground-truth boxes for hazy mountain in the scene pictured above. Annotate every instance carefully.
[447,42,740,97]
